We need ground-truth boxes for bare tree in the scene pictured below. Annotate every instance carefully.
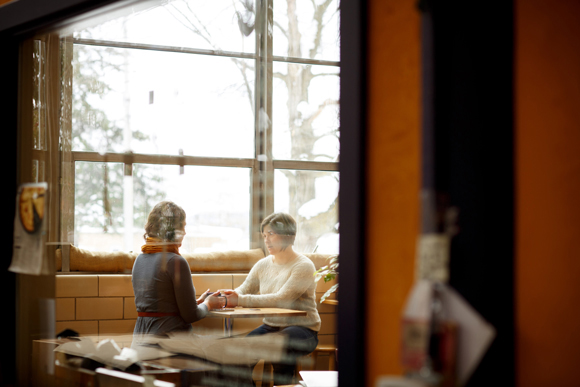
[166,0,340,252]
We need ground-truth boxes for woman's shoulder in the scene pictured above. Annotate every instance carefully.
[136,252,187,265]
[255,255,274,267]
[294,254,316,269]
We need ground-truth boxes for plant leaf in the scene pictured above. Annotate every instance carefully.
[320,283,339,303]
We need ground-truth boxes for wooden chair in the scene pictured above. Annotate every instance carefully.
[258,343,337,387]
[256,360,274,387]
[311,344,338,371]
[297,343,337,372]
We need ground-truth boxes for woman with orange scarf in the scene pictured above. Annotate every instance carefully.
[132,201,222,342]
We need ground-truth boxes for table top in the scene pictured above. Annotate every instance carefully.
[207,307,307,318]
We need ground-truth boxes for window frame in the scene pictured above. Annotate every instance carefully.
[60,0,340,269]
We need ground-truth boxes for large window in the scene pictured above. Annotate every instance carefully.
[61,0,340,257]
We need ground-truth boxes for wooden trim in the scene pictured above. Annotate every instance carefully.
[273,55,339,67]
[46,33,61,258]
[71,151,256,168]
[60,35,75,244]
[273,160,338,171]
[17,39,34,185]
[61,243,71,272]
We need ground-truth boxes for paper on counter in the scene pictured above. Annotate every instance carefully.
[299,371,338,387]
[54,337,174,370]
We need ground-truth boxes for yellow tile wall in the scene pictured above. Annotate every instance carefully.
[317,334,337,346]
[233,274,247,288]
[76,298,124,320]
[318,313,337,335]
[56,275,98,298]
[124,297,137,319]
[99,275,134,297]
[55,298,75,321]
[191,274,233,294]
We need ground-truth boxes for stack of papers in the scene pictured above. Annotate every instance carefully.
[299,371,338,387]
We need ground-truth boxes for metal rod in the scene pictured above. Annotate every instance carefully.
[73,38,340,67]
[73,38,256,60]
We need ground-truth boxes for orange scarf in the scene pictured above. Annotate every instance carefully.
[141,237,181,255]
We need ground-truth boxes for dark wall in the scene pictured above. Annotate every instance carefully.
[0,34,19,387]
[338,0,367,384]
[426,1,515,386]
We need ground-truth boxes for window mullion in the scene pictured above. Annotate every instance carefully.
[251,0,274,250]
[60,35,75,248]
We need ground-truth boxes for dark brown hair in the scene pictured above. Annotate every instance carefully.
[261,212,297,249]
[143,201,186,242]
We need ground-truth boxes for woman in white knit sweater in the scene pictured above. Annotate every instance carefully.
[219,212,320,385]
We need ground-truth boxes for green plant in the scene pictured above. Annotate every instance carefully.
[314,254,339,303]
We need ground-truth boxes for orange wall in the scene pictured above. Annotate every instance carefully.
[366,0,421,383]
[515,0,580,385]
[367,0,580,385]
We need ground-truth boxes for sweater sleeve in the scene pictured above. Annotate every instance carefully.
[168,255,208,323]
[237,258,315,308]
[235,258,262,295]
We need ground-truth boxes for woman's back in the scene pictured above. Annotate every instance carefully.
[132,252,206,336]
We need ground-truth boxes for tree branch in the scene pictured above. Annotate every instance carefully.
[274,21,288,38]
[164,2,256,112]
[231,57,254,109]
[309,0,335,59]
[302,98,338,128]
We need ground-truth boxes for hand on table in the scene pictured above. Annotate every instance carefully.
[217,289,239,307]
[204,293,227,310]
[196,288,212,305]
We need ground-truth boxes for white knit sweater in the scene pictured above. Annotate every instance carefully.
[235,254,321,332]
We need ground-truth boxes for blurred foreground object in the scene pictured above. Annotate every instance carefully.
[400,280,495,387]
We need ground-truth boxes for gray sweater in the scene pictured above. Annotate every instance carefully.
[132,252,208,337]
[235,254,321,331]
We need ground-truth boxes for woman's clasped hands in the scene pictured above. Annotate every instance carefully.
[197,289,227,310]
[216,289,239,308]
